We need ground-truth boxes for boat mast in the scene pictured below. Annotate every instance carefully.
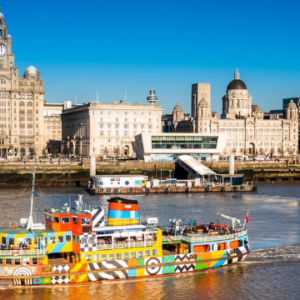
[26,166,36,230]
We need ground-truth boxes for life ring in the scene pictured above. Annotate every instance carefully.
[205,186,210,192]
[240,186,244,190]
[253,186,257,191]
[145,188,150,193]
[106,188,111,193]
[114,188,119,193]
[164,188,170,193]
[232,186,237,192]
[100,188,104,192]
[185,188,190,193]
[220,187,225,192]
[12,250,19,256]
[128,188,133,193]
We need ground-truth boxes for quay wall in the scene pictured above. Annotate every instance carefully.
[0,161,299,186]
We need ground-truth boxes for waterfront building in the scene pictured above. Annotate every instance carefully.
[0,10,45,158]
[283,98,300,148]
[172,70,299,158]
[43,101,64,154]
[61,91,163,157]
[135,133,226,162]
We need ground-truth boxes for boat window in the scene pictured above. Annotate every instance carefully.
[81,237,87,244]
[116,253,122,260]
[1,236,6,244]
[57,236,64,243]
[94,254,99,261]
[54,217,59,223]
[88,237,95,244]
[124,252,129,260]
[145,250,150,256]
[6,259,12,265]
[26,238,32,245]
[44,237,48,245]
[131,252,136,259]
[0,259,3,265]
[109,253,114,261]
[66,235,72,242]
[8,237,14,245]
[72,235,76,242]
[86,255,92,262]
[15,258,21,265]
[77,236,80,243]
[23,258,29,266]
[101,254,107,261]
[31,258,38,265]
[138,251,143,258]
[72,216,78,224]
[45,213,53,222]
[61,217,70,224]
[49,236,56,244]
[81,217,91,225]
[152,249,157,256]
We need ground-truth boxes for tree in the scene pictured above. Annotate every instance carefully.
[270,147,275,159]
[104,147,109,157]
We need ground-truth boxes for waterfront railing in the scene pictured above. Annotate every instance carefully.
[0,248,46,257]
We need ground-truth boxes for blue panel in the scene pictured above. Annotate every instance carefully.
[128,269,136,278]
[108,210,139,219]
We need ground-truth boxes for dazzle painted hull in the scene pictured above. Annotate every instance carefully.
[0,245,250,286]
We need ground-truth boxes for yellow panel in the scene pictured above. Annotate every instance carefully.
[136,268,144,277]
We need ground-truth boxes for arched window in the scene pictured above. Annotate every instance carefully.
[27,102,32,107]
[19,101,25,107]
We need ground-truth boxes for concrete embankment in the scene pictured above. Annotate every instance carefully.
[0,161,299,186]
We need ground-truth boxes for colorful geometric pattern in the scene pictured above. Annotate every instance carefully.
[0,267,12,277]
[0,279,13,286]
[162,265,175,274]
[33,278,42,285]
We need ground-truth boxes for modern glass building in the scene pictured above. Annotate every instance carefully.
[134,133,226,162]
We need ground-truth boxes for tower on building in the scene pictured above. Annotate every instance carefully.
[147,89,158,104]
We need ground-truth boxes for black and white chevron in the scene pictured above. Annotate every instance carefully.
[91,207,105,227]
[175,264,195,273]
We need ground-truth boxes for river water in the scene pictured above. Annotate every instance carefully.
[0,184,299,300]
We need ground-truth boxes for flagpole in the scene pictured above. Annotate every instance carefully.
[27,166,36,230]
[243,211,249,229]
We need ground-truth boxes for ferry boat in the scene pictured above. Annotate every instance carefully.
[0,168,250,287]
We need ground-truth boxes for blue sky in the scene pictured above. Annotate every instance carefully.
[3,0,300,115]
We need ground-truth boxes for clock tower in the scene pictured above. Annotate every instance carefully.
[0,9,45,159]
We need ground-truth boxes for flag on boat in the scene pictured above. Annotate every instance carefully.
[245,212,249,223]
[167,235,173,242]
[33,189,39,197]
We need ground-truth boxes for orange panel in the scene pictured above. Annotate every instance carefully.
[109,202,139,211]
[193,244,210,253]
[127,259,137,267]
[230,240,239,248]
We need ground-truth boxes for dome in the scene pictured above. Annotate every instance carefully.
[227,79,247,90]
[25,65,38,74]
[0,12,4,18]
[287,100,297,108]
[199,99,208,106]
[227,69,247,90]
[254,105,262,112]
[173,103,183,111]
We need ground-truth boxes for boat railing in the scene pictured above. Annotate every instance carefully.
[162,229,248,243]
[0,248,46,257]
[96,240,155,250]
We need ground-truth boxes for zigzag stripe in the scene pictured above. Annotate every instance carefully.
[100,261,128,278]
[88,263,101,271]
[175,264,195,273]
[174,254,188,262]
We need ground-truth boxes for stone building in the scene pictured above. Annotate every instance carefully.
[0,10,45,158]
[173,70,299,158]
[61,91,163,157]
[44,101,64,154]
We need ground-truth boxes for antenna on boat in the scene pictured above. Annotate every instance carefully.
[27,166,36,230]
